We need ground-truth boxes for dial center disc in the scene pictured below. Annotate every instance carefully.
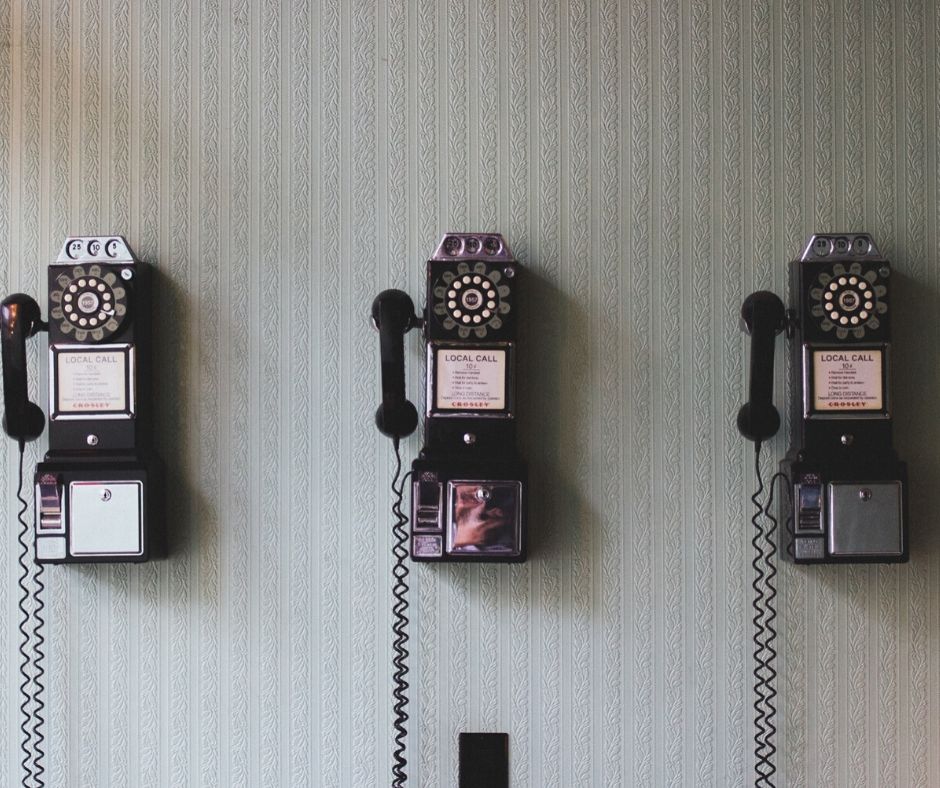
[77,292,100,313]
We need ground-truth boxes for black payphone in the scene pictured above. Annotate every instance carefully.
[1,235,162,787]
[739,232,907,563]
[372,232,524,787]
[737,232,908,786]
[2,235,161,563]
[373,232,527,563]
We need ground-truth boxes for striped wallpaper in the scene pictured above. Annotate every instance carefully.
[1,0,939,785]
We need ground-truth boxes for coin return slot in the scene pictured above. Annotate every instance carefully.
[796,484,823,532]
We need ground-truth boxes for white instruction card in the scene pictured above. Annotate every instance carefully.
[812,349,883,411]
[56,348,128,413]
[436,349,506,410]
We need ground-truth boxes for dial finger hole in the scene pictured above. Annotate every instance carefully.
[97,283,106,292]
[473,315,481,323]
[453,309,462,318]
[860,311,869,319]
[864,301,873,309]
[824,292,833,300]
[840,316,849,325]
[64,304,73,313]
[448,290,456,299]
[825,302,834,311]
[850,316,859,325]
[838,277,847,285]
[486,300,496,309]
[831,311,840,320]
[453,281,462,289]
[848,276,857,285]
[462,315,471,324]
[64,293,73,302]
[448,300,457,309]
[482,309,491,318]
[69,284,78,293]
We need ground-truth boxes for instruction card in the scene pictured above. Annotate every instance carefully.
[436,349,507,410]
[55,348,129,414]
[812,349,884,411]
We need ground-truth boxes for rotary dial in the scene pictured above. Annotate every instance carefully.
[809,261,888,339]
[49,265,128,342]
[432,261,512,339]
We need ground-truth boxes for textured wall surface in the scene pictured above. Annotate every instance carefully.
[1,0,939,786]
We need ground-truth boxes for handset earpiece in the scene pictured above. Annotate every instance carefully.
[1,294,46,443]
[737,290,786,443]
[372,289,419,440]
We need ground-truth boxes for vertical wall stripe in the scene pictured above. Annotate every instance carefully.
[168,0,194,779]
[566,0,592,782]
[317,0,340,782]
[658,0,683,782]
[719,0,745,781]
[689,0,714,781]
[628,1,652,784]
[259,0,282,780]
[287,0,312,782]
[225,0,251,778]
[197,0,222,781]
[597,1,622,784]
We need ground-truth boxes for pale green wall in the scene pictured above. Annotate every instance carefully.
[1,0,939,785]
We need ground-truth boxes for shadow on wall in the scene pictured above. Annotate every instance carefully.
[890,270,940,557]
[149,264,206,561]
[515,269,595,562]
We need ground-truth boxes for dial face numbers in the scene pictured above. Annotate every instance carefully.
[49,265,128,342]
[431,261,513,339]
[810,261,888,340]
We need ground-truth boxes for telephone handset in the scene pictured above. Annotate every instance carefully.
[1,236,162,563]
[373,233,527,562]
[736,291,786,442]
[1,294,47,442]
[373,289,420,440]
[739,232,908,564]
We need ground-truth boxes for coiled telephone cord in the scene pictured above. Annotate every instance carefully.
[750,443,777,788]
[15,440,46,788]
[390,439,412,788]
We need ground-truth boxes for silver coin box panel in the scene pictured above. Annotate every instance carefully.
[827,481,903,558]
